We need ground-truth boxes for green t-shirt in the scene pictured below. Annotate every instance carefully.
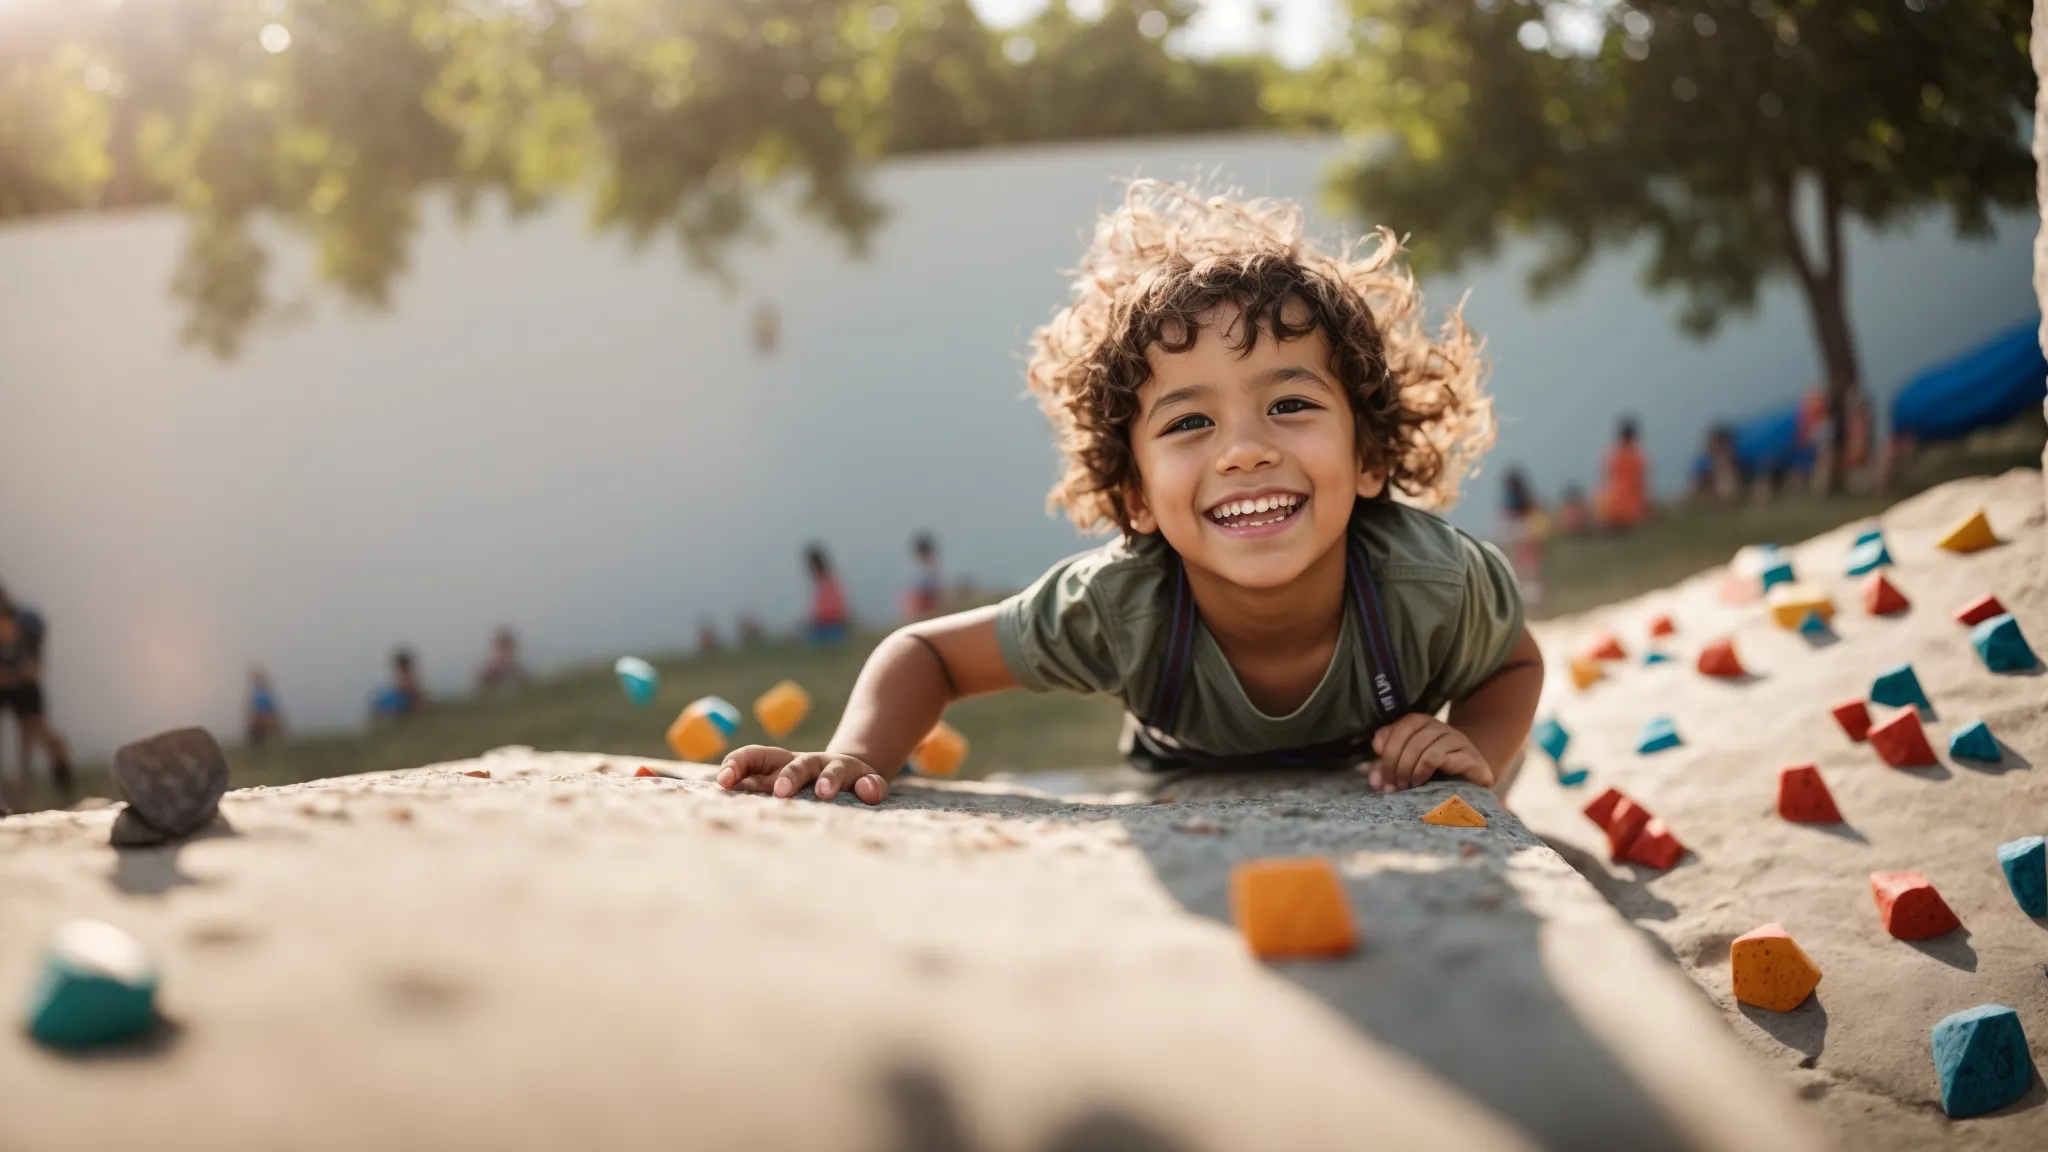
[994,499,1526,758]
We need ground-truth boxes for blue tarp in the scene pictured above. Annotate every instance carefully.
[1690,402,1813,481]
[1891,320,2046,444]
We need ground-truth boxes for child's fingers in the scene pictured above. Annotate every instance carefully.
[851,774,889,805]
[770,752,830,798]
[1393,728,1453,791]
[813,756,874,801]
[1372,715,1432,791]
[718,745,795,789]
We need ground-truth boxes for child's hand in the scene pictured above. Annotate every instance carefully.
[716,745,892,805]
[1366,715,1494,793]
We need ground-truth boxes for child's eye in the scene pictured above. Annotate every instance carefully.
[1165,413,1214,434]
[1271,397,1319,416]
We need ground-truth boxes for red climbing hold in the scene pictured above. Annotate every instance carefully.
[1648,614,1677,638]
[1777,764,1842,823]
[1624,819,1687,870]
[1862,572,1910,616]
[1696,637,1746,679]
[1831,700,1872,742]
[1953,594,2006,627]
[1870,871,1962,940]
[1868,710,1937,768]
[1583,788,1624,831]
[1581,631,1627,662]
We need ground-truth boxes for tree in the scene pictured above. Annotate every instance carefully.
[1286,0,2035,481]
[0,0,1277,357]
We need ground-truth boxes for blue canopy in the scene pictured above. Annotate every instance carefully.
[1891,320,2046,444]
[1690,402,1813,480]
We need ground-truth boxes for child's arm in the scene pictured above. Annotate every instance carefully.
[717,606,1020,805]
[1368,627,1545,794]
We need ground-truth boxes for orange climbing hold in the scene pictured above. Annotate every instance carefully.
[1777,764,1842,823]
[1953,594,2007,627]
[1421,795,1486,827]
[1229,857,1359,960]
[910,722,969,777]
[1581,631,1627,662]
[1730,924,1823,1012]
[1831,700,1872,742]
[1696,637,1746,679]
[1624,819,1687,870]
[1569,657,1603,691]
[1862,572,1910,616]
[1870,871,1962,940]
[1868,710,1936,768]
[1648,613,1677,638]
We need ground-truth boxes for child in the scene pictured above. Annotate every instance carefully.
[0,583,76,807]
[369,647,424,724]
[1497,468,1545,607]
[718,181,1542,805]
[1556,485,1591,537]
[1596,416,1648,531]
[246,667,284,747]
[475,626,526,693]
[901,533,943,622]
[804,544,850,645]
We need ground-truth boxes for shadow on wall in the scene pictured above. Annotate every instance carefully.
[880,1063,1185,1152]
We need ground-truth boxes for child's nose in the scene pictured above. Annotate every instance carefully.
[1214,430,1281,473]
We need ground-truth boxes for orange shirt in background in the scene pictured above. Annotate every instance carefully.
[1598,442,1648,529]
[811,573,848,628]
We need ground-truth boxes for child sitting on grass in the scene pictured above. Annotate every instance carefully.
[719,181,1543,805]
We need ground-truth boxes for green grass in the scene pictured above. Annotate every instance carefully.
[12,412,2040,815]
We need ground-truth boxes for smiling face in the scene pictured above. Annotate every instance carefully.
[1126,300,1387,591]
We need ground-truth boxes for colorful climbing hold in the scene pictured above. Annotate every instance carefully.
[1635,716,1681,754]
[911,721,968,777]
[1644,650,1674,665]
[1777,765,1842,824]
[666,696,742,764]
[1569,657,1603,691]
[1871,870,1962,939]
[1624,818,1687,870]
[1997,836,2046,918]
[24,921,158,1048]
[1533,717,1570,764]
[1947,720,2001,763]
[1580,631,1627,662]
[1831,700,1873,742]
[1852,527,1885,548]
[1229,857,1359,960]
[1931,1004,2032,1118]
[1869,663,1930,712]
[1648,614,1677,638]
[1695,637,1745,679]
[1421,795,1486,827]
[1556,767,1589,788]
[1969,613,2038,673]
[1935,508,1998,554]
[752,680,812,740]
[1953,593,2007,627]
[1730,923,1823,1012]
[1845,538,1892,576]
[1861,572,1910,617]
[614,657,659,707]
[1767,586,1837,630]
[1583,787,1625,831]
[1603,797,1654,862]
[1759,560,1796,591]
[1868,710,1937,768]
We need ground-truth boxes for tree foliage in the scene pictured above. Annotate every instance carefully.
[0,0,1278,355]
[1287,0,2034,420]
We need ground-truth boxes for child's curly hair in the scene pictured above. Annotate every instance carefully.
[1025,179,1494,536]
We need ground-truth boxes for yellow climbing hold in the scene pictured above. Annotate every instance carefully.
[1936,508,1998,554]
[1766,584,1837,630]
[1422,795,1487,827]
[1569,657,1603,690]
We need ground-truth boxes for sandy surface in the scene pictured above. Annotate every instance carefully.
[1516,468,2048,1149]
[0,753,1823,1150]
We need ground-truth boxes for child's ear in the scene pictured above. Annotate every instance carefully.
[1357,465,1389,501]
[1125,487,1159,535]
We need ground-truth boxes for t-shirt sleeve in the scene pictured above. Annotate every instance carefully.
[1431,534,1527,703]
[994,554,1128,695]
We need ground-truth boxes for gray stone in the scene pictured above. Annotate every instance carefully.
[110,727,229,845]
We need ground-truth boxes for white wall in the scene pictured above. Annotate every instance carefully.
[0,133,2033,759]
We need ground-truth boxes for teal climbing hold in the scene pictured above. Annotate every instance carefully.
[1947,720,2000,763]
[1644,650,1673,665]
[1533,718,1570,764]
[613,656,660,707]
[1556,767,1589,787]
[1636,716,1681,754]
[1759,560,1796,591]
[1998,836,2046,917]
[1845,538,1892,575]
[1797,611,1831,640]
[25,921,158,1049]
[1969,613,2038,674]
[698,696,743,736]
[1852,527,1884,548]
[1870,663,1930,712]
[1931,1004,2032,1118]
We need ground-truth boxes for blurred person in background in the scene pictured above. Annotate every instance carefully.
[475,626,526,693]
[1555,484,1592,537]
[0,581,76,809]
[1596,416,1649,532]
[697,616,723,655]
[901,532,943,622]
[370,647,425,725]
[1695,424,1744,507]
[1498,468,1546,607]
[246,667,285,747]
[804,544,850,645]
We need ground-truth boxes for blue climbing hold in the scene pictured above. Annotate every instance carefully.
[697,696,743,736]
[1797,611,1832,640]
[1533,718,1570,764]
[1870,663,1930,712]
[1853,527,1885,548]
[1759,560,1796,591]
[1970,613,2039,674]
[1644,651,1673,665]
[25,921,159,1049]
[1556,767,1589,787]
[1998,836,2047,917]
[1636,716,1681,754]
[1845,538,1892,575]
[1931,1004,2033,1118]
[613,656,660,707]
[1947,720,2000,763]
